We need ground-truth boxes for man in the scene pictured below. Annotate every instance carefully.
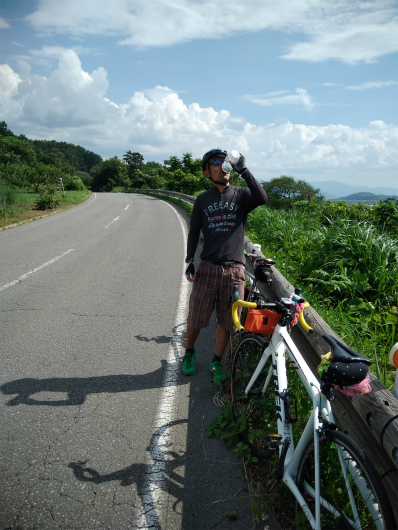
[183,148,268,382]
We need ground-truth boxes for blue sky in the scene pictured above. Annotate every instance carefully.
[1,0,397,190]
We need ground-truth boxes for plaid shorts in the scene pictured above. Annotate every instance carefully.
[187,261,245,334]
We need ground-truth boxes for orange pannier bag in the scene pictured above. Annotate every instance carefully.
[243,308,280,335]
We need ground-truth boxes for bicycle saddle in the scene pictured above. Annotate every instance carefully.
[245,253,275,266]
[254,263,273,283]
[323,335,371,365]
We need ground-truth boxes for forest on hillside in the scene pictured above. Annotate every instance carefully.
[0,121,212,195]
[1,121,322,203]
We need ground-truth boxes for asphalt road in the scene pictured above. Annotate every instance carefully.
[0,193,278,530]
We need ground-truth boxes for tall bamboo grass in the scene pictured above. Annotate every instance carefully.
[246,203,398,389]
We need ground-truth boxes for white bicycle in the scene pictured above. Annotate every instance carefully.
[229,280,395,530]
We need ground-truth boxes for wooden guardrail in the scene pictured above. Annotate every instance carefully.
[243,239,398,523]
[126,189,196,204]
[130,189,398,522]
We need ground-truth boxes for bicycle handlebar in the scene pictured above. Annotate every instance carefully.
[299,302,313,332]
[231,286,313,333]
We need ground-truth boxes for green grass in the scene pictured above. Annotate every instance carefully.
[132,190,194,216]
[246,203,398,390]
[0,189,91,228]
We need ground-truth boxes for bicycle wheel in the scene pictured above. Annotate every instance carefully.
[295,429,395,530]
[230,334,278,458]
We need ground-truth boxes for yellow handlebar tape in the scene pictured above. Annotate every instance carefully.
[232,299,313,333]
[232,300,256,331]
[299,301,313,332]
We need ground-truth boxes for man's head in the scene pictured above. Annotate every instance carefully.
[202,148,230,187]
[201,149,227,171]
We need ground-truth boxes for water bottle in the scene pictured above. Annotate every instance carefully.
[228,150,241,164]
[222,150,241,173]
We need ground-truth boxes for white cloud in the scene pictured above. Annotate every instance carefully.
[282,17,398,64]
[243,88,315,110]
[346,80,398,90]
[24,0,398,63]
[0,64,21,95]
[0,64,22,116]
[0,17,10,29]
[1,50,397,187]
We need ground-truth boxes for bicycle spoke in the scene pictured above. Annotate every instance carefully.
[295,430,394,529]
[231,334,277,458]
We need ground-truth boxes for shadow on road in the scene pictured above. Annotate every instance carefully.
[1,320,276,529]
[0,334,173,406]
[65,320,268,530]
[69,419,187,529]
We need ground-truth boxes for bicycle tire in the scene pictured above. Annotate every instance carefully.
[295,429,395,530]
[230,333,278,458]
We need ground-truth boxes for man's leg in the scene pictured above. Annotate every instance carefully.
[182,324,200,376]
[210,264,244,382]
[209,325,230,383]
[186,324,200,349]
[214,325,230,357]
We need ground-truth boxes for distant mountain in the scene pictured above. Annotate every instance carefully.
[334,192,398,204]
[310,180,398,200]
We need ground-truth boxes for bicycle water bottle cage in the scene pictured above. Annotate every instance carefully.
[318,335,371,387]
[279,389,298,424]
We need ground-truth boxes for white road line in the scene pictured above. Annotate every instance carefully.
[104,203,129,228]
[104,216,120,229]
[136,200,190,530]
[0,249,75,292]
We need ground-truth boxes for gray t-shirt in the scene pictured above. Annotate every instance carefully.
[186,169,267,263]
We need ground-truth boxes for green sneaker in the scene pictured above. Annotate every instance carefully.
[182,351,196,375]
[209,360,226,383]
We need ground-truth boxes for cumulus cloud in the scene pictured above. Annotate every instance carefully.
[1,48,111,128]
[24,0,398,63]
[1,49,397,187]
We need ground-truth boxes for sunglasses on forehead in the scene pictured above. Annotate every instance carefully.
[210,159,224,166]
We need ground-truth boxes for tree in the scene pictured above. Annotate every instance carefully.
[123,151,144,184]
[0,136,37,167]
[32,139,102,171]
[181,152,202,175]
[123,151,144,168]
[263,176,321,209]
[91,157,129,191]
[163,155,183,173]
[165,169,208,195]
[0,121,14,137]
[162,153,209,194]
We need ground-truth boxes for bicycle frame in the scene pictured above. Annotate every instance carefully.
[242,322,347,530]
[234,264,390,530]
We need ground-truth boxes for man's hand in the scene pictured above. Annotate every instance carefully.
[185,262,195,282]
[231,153,247,174]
